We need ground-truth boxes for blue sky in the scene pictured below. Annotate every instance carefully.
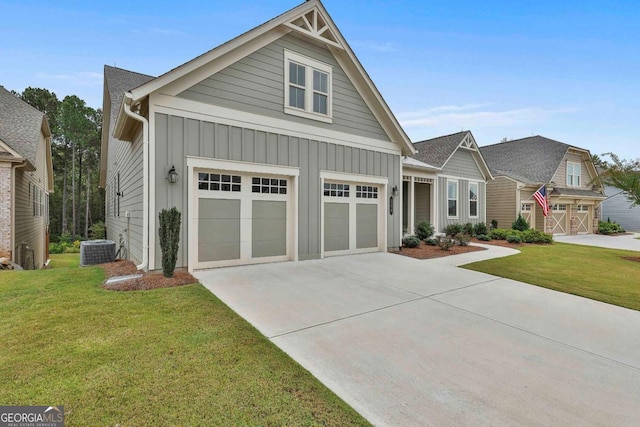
[1,0,638,159]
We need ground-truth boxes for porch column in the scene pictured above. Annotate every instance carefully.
[0,164,11,259]
[408,176,415,235]
[432,179,439,233]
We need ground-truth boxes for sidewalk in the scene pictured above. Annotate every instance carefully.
[554,233,640,251]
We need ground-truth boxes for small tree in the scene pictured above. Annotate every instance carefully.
[159,207,181,278]
[415,220,434,240]
[512,214,530,231]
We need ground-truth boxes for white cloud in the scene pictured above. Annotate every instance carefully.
[398,104,578,129]
[151,28,183,36]
[35,71,102,87]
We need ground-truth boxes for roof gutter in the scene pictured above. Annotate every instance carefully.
[122,93,149,271]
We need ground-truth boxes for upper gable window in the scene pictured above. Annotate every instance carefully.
[567,162,581,187]
[284,50,332,123]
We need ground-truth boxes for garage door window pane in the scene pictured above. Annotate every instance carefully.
[356,185,378,199]
[325,182,350,197]
[200,173,241,192]
[252,176,287,194]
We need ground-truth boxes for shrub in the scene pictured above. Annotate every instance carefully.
[490,219,498,229]
[455,233,471,246]
[159,207,182,278]
[415,221,435,240]
[489,228,510,240]
[521,229,553,244]
[436,236,456,251]
[476,234,491,241]
[49,242,64,254]
[89,221,106,239]
[58,232,72,244]
[445,223,463,237]
[512,214,530,231]
[506,234,522,244]
[424,238,438,246]
[402,235,421,248]
[463,222,474,236]
[598,221,625,235]
[473,222,488,236]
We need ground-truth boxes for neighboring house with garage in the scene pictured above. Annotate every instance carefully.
[100,0,414,272]
[0,85,54,269]
[480,136,606,235]
[402,131,493,234]
[601,185,640,231]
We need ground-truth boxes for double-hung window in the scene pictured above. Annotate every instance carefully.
[447,180,458,218]
[284,50,332,123]
[469,182,478,218]
[567,162,581,186]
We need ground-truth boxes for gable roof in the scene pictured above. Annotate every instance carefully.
[480,135,574,185]
[0,85,51,168]
[99,66,155,187]
[409,130,493,180]
[113,0,414,155]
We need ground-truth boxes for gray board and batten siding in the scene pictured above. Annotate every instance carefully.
[154,113,402,268]
[177,32,390,142]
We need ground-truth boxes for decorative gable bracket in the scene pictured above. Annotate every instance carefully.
[284,7,344,49]
[460,133,479,151]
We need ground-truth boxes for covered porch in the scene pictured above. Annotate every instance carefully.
[401,158,439,235]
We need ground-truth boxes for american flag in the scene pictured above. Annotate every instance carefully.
[533,185,549,216]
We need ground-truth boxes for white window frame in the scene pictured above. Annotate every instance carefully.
[284,50,332,123]
[447,179,458,219]
[566,161,581,187]
[521,203,532,212]
[468,181,479,218]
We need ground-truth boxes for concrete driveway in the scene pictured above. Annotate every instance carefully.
[195,252,640,426]
[555,232,640,251]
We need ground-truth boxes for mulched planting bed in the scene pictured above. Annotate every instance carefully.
[470,238,533,248]
[622,256,640,263]
[99,259,198,291]
[393,243,486,260]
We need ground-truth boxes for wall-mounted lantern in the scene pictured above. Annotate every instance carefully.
[167,165,179,184]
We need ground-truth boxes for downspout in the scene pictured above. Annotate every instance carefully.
[122,93,149,271]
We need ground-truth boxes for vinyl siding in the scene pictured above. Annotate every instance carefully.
[552,151,595,190]
[414,183,430,224]
[441,149,485,181]
[178,33,390,142]
[13,132,49,269]
[485,177,517,230]
[154,113,401,268]
[437,176,485,232]
[601,185,640,231]
[105,126,144,265]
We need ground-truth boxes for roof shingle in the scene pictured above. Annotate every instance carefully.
[411,131,469,168]
[0,85,48,165]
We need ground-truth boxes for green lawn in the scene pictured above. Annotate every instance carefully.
[463,243,640,311]
[0,255,369,426]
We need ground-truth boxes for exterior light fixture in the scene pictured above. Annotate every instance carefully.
[392,185,399,196]
[167,165,179,184]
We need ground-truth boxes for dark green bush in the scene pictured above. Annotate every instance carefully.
[473,222,488,236]
[598,221,625,235]
[89,221,106,239]
[455,233,471,246]
[436,236,456,251]
[424,238,438,246]
[463,222,474,236]
[415,221,435,240]
[489,228,510,240]
[521,229,554,244]
[402,235,421,248]
[476,234,491,241]
[49,242,64,254]
[159,207,182,278]
[445,223,463,237]
[506,234,522,244]
[512,214,530,231]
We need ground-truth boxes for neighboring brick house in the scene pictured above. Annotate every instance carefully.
[480,136,606,235]
[0,86,54,268]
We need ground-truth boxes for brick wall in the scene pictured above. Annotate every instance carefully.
[0,165,11,258]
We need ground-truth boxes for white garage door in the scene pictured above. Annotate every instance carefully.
[194,170,294,269]
[322,179,385,257]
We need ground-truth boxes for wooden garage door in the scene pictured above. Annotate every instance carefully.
[551,204,568,235]
[323,181,382,256]
[576,205,590,234]
[195,171,292,269]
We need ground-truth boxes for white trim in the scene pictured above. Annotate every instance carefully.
[468,181,479,219]
[284,49,333,123]
[148,100,157,270]
[566,161,581,187]
[153,94,401,155]
[186,156,300,176]
[447,179,459,219]
[319,170,388,185]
